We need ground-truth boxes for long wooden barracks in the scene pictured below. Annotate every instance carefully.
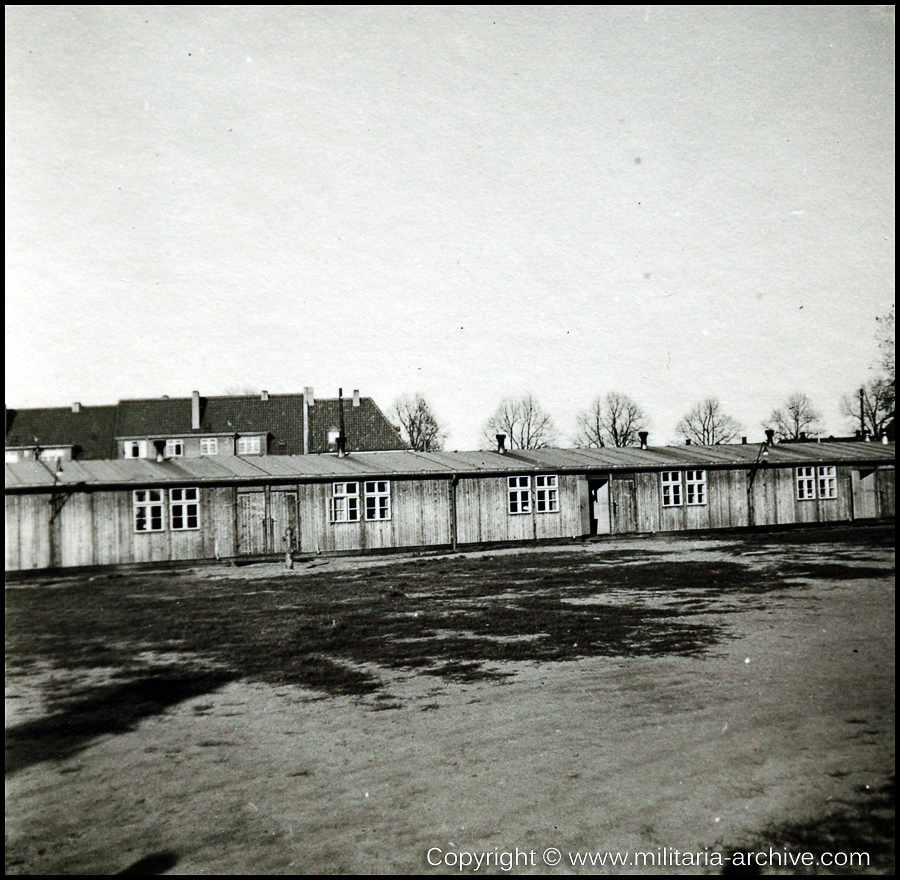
[5,436,894,572]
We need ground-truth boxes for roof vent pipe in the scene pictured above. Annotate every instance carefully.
[765,428,775,447]
[638,431,648,450]
[71,402,81,413]
[192,391,201,431]
[352,389,360,408]
[496,434,507,454]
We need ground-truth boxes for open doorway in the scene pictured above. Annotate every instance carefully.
[588,478,611,535]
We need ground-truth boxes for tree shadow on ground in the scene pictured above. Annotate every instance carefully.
[5,668,234,776]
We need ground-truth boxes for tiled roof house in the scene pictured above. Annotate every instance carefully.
[5,404,118,462]
[6,389,406,462]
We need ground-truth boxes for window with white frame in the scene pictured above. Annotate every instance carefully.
[796,466,817,500]
[124,440,147,459]
[817,466,837,499]
[199,438,218,456]
[236,435,262,455]
[508,476,531,514]
[165,439,184,458]
[133,489,164,532]
[535,475,559,513]
[685,470,707,505]
[796,466,837,500]
[331,482,360,522]
[170,487,200,530]
[661,471,683,507]
[364,480,391,520]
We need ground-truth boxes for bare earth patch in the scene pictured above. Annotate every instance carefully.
[5,525,895,874]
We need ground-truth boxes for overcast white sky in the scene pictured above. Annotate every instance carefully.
[5,6,895,449]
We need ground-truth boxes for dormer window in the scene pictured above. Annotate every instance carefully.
[124,440,147,459]
[236,435,262,455]
[165,439,184,458]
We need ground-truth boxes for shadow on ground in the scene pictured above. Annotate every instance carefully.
[5,669,234,776]
[721,777,895,875]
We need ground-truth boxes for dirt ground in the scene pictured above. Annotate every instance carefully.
[5,526,895,874]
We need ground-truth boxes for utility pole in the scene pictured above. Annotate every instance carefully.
[859,387,866,437]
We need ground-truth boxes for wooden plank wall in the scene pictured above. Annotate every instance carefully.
[298,479,451,553]
[4,464,895,571]
[455,475,581,545]
[877,467,895,517]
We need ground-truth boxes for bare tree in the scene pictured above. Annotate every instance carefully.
[767,393,822,441]
[391,393,448,451]
[676,397,742,445]
[574,391,648,447]
[840,309,895,437]
[840,382,894,437]
[875,306,895,416]
[876,305,895,391]
[482,394,559,450]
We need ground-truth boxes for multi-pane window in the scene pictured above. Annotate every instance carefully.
[796,467,817,500]
[331,482,360,522]
[364,481,391,520]
[685,470,707,505]
[165,439,184,458]
[237,436,262,455]
[661,471,683,507]
[508,476,531,514]
[133,489,164,532]
[797,466,837,500]
[170,488,200,530]
[124,440,147,459]
[200,438,218,456]
[817,466,837,499]
[535,475,559,513]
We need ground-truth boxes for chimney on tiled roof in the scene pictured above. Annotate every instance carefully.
[496,434,507,454]
[685,438,691,445]
[742,436,747,444]
[71,402,81,413]
[302,387,314,455]
[352,389,360,407]
[192,391,201,431]
[765,428,775,447]
[337,388,347,457]
[261,390,269,401]
[638,431,648,450]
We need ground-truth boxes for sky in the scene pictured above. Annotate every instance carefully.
[5,6,895,449]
